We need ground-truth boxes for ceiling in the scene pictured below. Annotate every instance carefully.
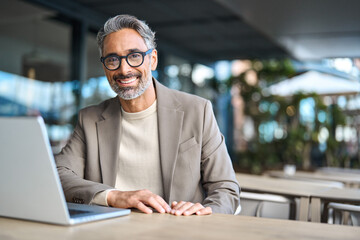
[8,0,360,63]
[216,0,360,60]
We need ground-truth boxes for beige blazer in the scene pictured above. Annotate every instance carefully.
[55,79,240,214]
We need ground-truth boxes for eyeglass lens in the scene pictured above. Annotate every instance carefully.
[104,52,144,70]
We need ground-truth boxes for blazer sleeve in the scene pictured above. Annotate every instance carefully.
[55,111,113,204]
[200,100,241,214]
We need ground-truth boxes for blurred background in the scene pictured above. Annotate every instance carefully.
[1,0,360,173]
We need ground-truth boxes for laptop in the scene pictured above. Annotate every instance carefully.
[0,116,130,225]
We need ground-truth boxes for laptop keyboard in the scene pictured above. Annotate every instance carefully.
[69,209,91,216]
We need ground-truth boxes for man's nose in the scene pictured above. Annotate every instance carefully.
[118,58,133,73]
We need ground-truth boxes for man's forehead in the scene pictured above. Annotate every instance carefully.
[106,29,145,44]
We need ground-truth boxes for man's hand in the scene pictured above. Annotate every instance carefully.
[107,189,171,214]
[170,201,212,216]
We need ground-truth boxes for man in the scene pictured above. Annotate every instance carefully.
[56,14,240,216]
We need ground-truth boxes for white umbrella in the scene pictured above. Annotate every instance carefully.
[268,71,360,97]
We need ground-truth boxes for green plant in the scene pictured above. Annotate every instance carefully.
[229,60,348,173]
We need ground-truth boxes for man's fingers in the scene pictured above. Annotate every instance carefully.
[170,201,186,214]
[155,195,171,213]
[174,202,194,216]
[146,196,166,213]
[195,206,212,215]
[136,201,153,214]
[183,203,204,216]
[137,190,170,213]
[113,189,169,214]
[171,201,178,208]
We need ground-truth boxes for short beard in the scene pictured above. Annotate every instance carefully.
[110,73,152,100]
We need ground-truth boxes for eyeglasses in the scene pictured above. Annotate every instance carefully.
[100,49,153,71]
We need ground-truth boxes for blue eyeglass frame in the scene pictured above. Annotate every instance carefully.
[100,48,153,71]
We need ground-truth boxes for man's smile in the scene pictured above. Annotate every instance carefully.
[116,76,138,86]
[114,73,142,87]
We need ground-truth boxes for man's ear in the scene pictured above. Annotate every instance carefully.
[151,49,158,71]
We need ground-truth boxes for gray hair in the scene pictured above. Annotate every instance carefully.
[97,14,156,56]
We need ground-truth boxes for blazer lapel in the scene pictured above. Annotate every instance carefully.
[155,80,184,202]
[96,97,122,186]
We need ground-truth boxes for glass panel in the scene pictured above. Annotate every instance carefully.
[0,0,72,152]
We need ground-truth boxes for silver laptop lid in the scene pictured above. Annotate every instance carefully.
[0,116,130,225]
[0,116,71,224]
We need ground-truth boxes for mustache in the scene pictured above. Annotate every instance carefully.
[113,73,141,81]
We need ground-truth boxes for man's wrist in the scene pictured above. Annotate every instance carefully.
[107,189,122,207]
[90,189,114,206]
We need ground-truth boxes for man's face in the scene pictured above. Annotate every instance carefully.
[102,28,158,100]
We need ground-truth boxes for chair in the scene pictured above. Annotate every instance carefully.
[238,192,296,220]
[327,203,360,226]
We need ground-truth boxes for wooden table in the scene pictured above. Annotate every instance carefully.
[310,187,360,223]
[267,170,360,188]
[317,167,360,175]
[1,212,360,240]
[236,173,337,221]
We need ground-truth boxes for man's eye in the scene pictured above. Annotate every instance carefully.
[105,57,119,66]
[107,57,118,63]
[129,53,141,59]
